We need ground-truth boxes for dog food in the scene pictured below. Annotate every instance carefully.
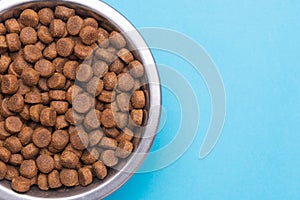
[0,5,148,193]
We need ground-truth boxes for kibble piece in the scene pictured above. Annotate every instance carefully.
[48,170,62,188]
[95,48,117,64]
[1,75,18,94]
[81,148,99,165]
[99,137,118,150]
[51,130,69,150]
[116,128,134,143]
[60,169,78,187]
[117,93,130,112]
[109,31,126,49]
[100,150,118,167]
[78,167,93,186]
[38,8,54,26]
[50,101,69,114]
[7,93,24,113]
[0,161,7,179]
[98,91,115,104]
[56,38,75,57]
[101,109,117,128]
[79,26,98,45]
[36,154,54,173]
[128,60,144,78]
[67,16,83,35]
[65,142,83,158]
[17,80,31,96]
[47,73,66,89]
[0,23,6,34]
[74,43,93,60]
[34,59,55,78]
[12,56,31,75]
[38,79,49,91]
[131,90,146,109]
[9,154,23,166]
[92,161,107,179]
[0,147,11,162]
[117,73,134,92]
[102,127,119,139]
[5,18,20,33]
[63,61,78,80]
[40,108,57,127]
[131,109,143,126]
[20,27,37,45]
[64,109,83,125]
[97,28,109,48]
[115,140,133,159]
[32,127,51,148]
[65,85,82,104]
[109,59,124,74]
[23,45,42,63]
[19,105,30,120]
[89,130,104,147]
[69,127,89,150]
[49,90,66,101]
[43,42,57,60]
[5,116,23,134]
[55,6,75,21]
[0,37,8,57]
[76,64,93,83]
[55,115,69,130]
[5,165,19,181]
[53,57,68,73]
[35,41,46,51]
[93,61,108,78]
[49,19,66,38]
[12,176,31,193]
[60,150,79,169]
[53,154,62,170]
[103,72,117,91]
[20,9,39,27]
[4,137,22,153]
[20,159,37,179]
[73,93,93,114]
[0,121,10,139]
[0,54,11,73]
[117,48,134,64]
[25,92,41,104]
[38,26,54,44]
[37,173,49,191]
[21,143,39,159]
[18,127,33,145]
[83,109,101,130]
[83,18,98,28]
[0,98,15,118]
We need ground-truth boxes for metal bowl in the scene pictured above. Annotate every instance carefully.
[0,0,161,199]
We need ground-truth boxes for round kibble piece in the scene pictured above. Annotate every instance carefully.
[20,27,37,45]
[117,48,134,64]
[9,154,23,166]
[92,161,107,180]
[131,109,144,126]
[43,42,57,60]
[81,148,99,165]
[61,150,79,169]
[5,18,20,33]
[12,176,31,193]
[47,73,66,89]
[131,90,146,109]
[1,75,19,94]
[73,93,93,114]
[93,61,108,78]
[36,154,54,173]
[38,8,54,26]
[6,33,21,52]
[63,61,78,80]
[115,140,133,159]
[20,159,37,179]
[5,116,23,133]
[99,137,118,150]
[21,143,39,159]
[97,28,109,48]
[32,128,51,148]
[65,109,84,125]
[7,93,24,113]
[49,90,66,101]
[12,56,30,75]
[109,59,124,74]
[20,9,39,27]
[117,73,134,92]
[67,16,83,35]
[79,26,98,45]
[101,150,119,167]
[0,147,11,162]
[4,137,22,153]
[55,115,69,130]
[38,26,54,44]
[78,167,93,186]
[89,130,104,147]
[21,68,40,86]
[25,92,42,104]
[60,169,78,187]
[40,108,57,127]
[83,109,101,130]
[51,130,69,150]
[128,60,144,78]
[5,165,18,181]
[55,6,75,21]
[103,72,117,91]
[50,101,69,114]
[102,127,119,138]
[86,77,103,96]
[83,18,98,28]
[76,64,93,83]
[95,48,117,64]
[74,43,93,60]
[18,127,33,145]
[69,128,89,150]
[101,109,117,128]
[57,38,74,57]
[109,31,126,49]
[116,128,134,143]
[49,19,66,38]
[38,173,49,191]
[34,59,55,78]
[23,45,42,63]
[48,170,62,188]
[0,161,7,179]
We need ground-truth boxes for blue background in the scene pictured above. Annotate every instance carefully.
[103,0,300,199]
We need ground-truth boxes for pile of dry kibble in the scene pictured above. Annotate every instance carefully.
[0,6,147,193]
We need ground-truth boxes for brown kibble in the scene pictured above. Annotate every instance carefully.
[92,161,107,180]
[5,18,20,33]
[4,136,22,153]
[60,169,78,187]
[103,127,120,139]
[98,90,116,103]
[81,148,99,165]
[21,143,39,159]
[55,6,75,21]
[61,150,79,169]
[0,121,10,140]
[53,154,62,170]
[51,130,69,150]
[12,56,31,75]
[116,128,134,143]
[37,173,49,191]
[93,60,108,78]
[5,116,23,134]
[34,59,55,78]
[67,16,83,35]
[76,64,93,83]
[128,60,144,78]
[20,9,39,27]
[40,108,57,127]
[43,42,57,60]
[64,109,83,125]
[0,147,11,162]
[48,170,62,188]
[78,167,93,186]
[38,8,54,26]
[103,72,117,91]
[86,77,103,96]
[83,109,101,130]
[49,90,66,101]
[99,137,118,150]
[35,41,46,51]
[32,128,51,148]
[109,31,126,49]
[23,45,42,63]
[95,48,117,64]
[5,165,19,181]
[109,59,124,74]
[47,73,66,89]
[117,73,134,92]
[9,154,23,166]
[36,154,54,173]
[65,143,83,158]
[55,115,69,130]
[49,19,66,38]
[0,36,8,55]
[25,92,42,104]
[66,85,82,104]
[0,54,11,73]
[83,18,98,29]
[74,43,93,60]
[63,61,78,80]
[117,48,134,64]
[69,127,89,150]
[0,98,15,118]
[131,109,143,126]
[100,150,118,167]
[97,28,109,48]
[89,129,104,147]
[0,23,6,34]
[12,176,31,193]
[7,93,24,113]
[20,159,37,178]
[18,127,33,145]
[17,80,31,96]
[79,26,98,45]
[53,57,68,73]
[56,38,75,57]
[101,109,116,128]
[50,101,68,114]
[73,93,93,114]
[1,75,19,94]
[131,90,146,109]
[21,68,39,87]
[20,27,37,45]
[41,92,50,104]
[115,140,133,159]
[38,26,54,44]
[117,93,130,112]
[0,161,7,179]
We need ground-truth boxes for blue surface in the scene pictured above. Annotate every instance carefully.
[103,0,300,199]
